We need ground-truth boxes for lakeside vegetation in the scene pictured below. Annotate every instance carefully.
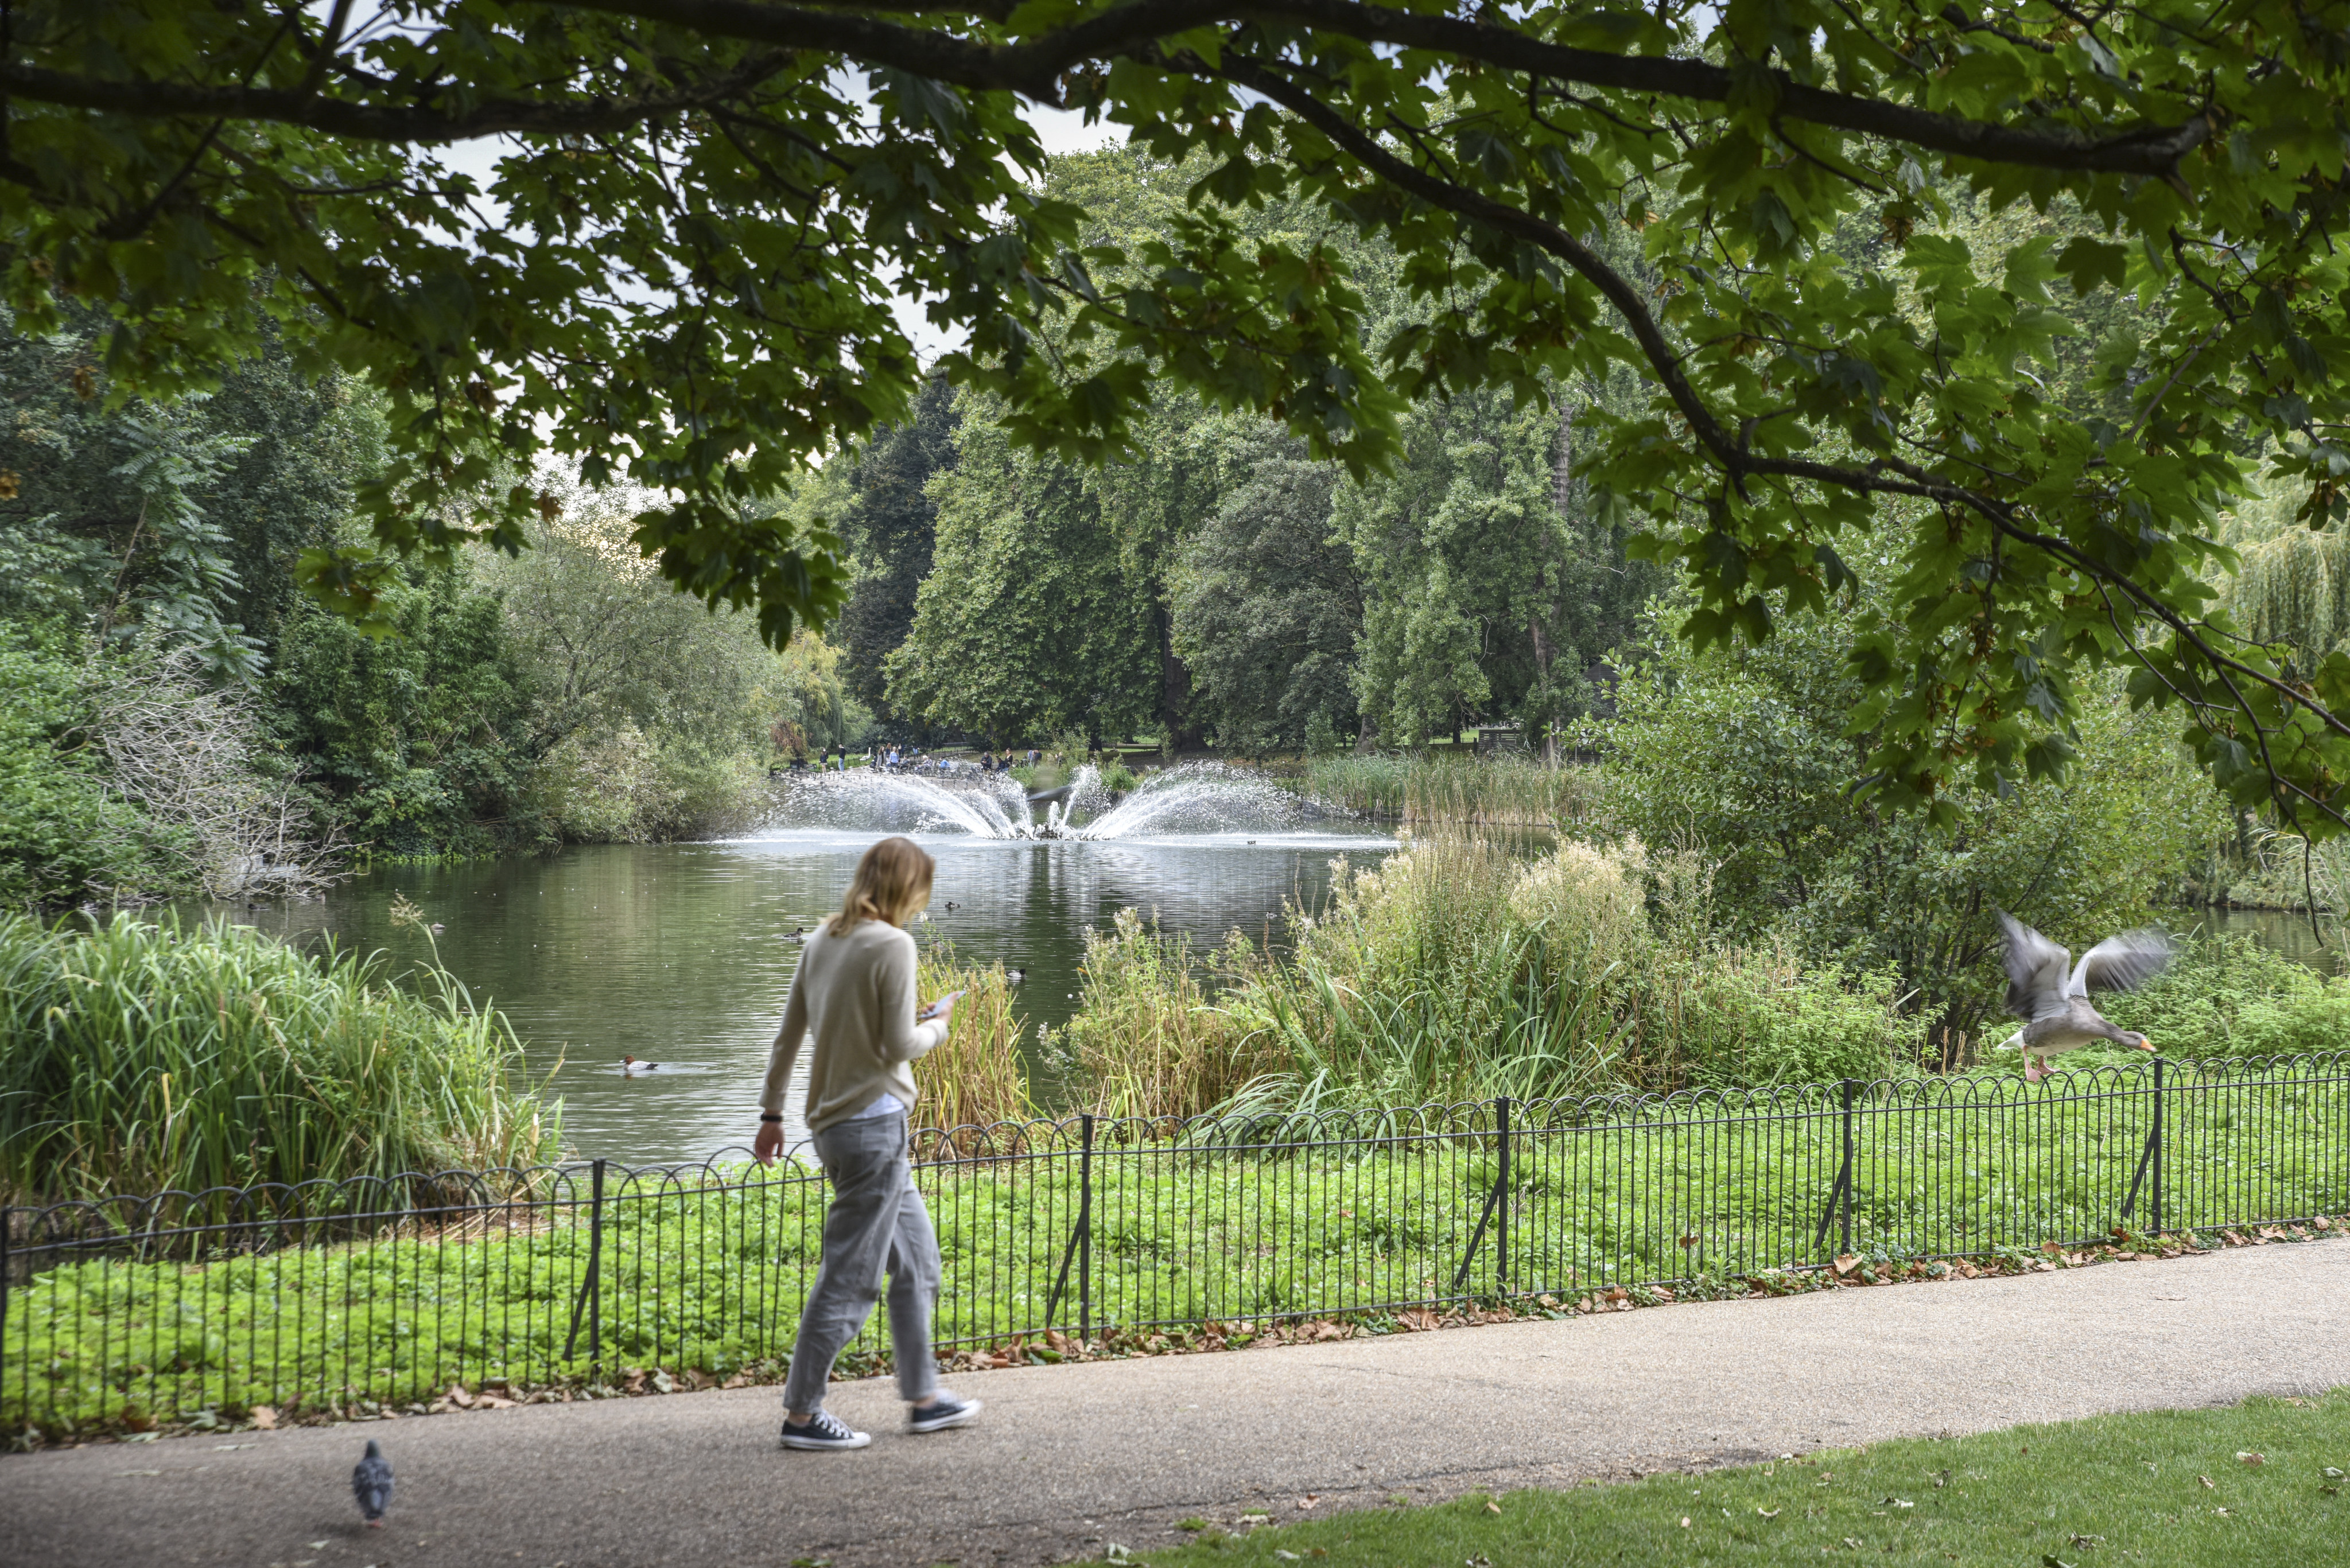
[0,913,560,1204]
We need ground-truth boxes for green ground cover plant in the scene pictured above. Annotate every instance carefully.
[1081,1390,2350,1567]
[9,1066,2341,1440]
[0,913,561,1202]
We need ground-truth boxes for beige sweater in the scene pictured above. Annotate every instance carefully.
[760,917,946,1131]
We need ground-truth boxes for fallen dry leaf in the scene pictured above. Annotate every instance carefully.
[1483,1500,1501,1515]
[1755,1506,1780,1518]
[2200,1475,2216,1489]
[2238,1452,2266,1466]
[249,1407,277,1430]
[1679,1515,1691,1527]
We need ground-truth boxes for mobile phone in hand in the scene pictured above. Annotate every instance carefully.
[919,990,966,1021]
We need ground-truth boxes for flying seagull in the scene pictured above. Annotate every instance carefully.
[352,1439,393,1528]
[1995,913,2173,1082]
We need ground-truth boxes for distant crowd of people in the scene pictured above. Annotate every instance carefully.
[780,745,1047,776]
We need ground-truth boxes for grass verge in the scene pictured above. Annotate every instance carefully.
[1086,1390,2350,1567]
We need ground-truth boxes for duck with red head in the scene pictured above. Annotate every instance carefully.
[1994,913,2172,1082]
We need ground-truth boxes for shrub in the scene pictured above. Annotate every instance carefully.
[2100,933,2350,1061]
[1053,831,1931,1115]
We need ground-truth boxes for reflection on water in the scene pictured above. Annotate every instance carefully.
[2188,906,2344,972]
[195,830,1396,1166]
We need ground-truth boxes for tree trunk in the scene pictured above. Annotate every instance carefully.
[1159,604,1202,750]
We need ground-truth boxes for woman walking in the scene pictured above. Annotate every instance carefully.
[753,835,980,1450]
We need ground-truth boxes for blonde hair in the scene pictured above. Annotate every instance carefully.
[826,836,935,935]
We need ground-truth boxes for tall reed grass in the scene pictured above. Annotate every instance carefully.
[911,948,1032,1138]
[1303,753,1601,828]
[0,914,562,1203]
[1050,910,1276,1120]
[1050,831,1928,1119]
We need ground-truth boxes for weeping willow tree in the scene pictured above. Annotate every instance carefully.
[2222,476,2350,671]
[2204,475,2350,911]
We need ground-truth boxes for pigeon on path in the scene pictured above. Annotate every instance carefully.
[352,1438,393,1528]
[1994,912,2173,1081]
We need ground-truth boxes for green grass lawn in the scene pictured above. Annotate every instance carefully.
[7,1063,2345,1438]
[9,1063,2340,1438]
[1093,1392,2350,1566]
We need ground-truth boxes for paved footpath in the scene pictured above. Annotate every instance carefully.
[6,1240,2347,1568]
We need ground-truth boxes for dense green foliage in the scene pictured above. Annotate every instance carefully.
[1172,438,1361,749]
[2103,935,2350,1061]
[1053,834,1932,1116]
[1098,1393,2350,1568]
[0,915,560,1202]
[888,409,1162,747]
[1605,589,2221,1039]
[18,3,2350,832]
[0,305,856,903]
[824,376,960,728]
[0,635,192,909]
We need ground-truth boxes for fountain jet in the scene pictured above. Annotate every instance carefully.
[764,762,1319,841]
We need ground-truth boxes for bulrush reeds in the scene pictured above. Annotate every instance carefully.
[910,948,1032,1145]
[0,913,561,1204]
[1303,753,1601,830]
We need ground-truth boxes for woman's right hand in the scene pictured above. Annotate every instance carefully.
[753,1119,785,1167]
[921,993,959,1025]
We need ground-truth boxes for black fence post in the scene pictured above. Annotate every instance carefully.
[1077,1114,1094,1345]
[562,1160,606,1369]
[1495,1096,1512,1295]
[1450,1099,1514,1295]
[1,1204,10,1402]
[1839,1079,1858,1256]
[2151,1056,2166,1236]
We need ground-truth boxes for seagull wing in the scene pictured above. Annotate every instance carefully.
[1998,912,2073,1021]
[2067,929,2174,997]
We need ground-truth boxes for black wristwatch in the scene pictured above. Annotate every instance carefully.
[758,1112,783,1123]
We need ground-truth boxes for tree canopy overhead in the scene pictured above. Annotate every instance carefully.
[11,2,2350,825]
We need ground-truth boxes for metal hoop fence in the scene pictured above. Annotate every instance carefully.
[4,1050,2345,1436]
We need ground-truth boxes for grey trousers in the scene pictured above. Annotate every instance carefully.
[781,1111,942,1413]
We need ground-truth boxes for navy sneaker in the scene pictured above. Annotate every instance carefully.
[907,1392,981,1433]
[780,1409,871,1451]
